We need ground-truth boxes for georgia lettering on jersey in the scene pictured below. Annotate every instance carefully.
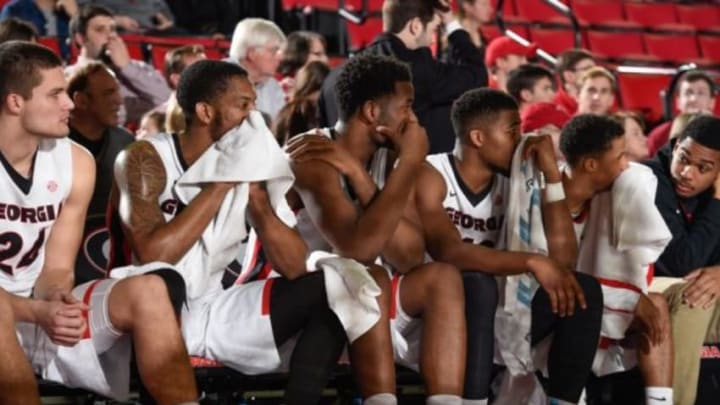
[0,138,73,297]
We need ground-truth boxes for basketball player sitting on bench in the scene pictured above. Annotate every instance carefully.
[0,41,198,405]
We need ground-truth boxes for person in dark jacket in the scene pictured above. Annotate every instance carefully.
[319,0,487,154]
[644,115,720,405]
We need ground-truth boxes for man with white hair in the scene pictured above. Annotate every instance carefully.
[226,18,286,121]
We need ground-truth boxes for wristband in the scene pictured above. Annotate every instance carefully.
[543,181,565,203]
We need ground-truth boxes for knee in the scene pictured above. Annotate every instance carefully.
[368,265,392,295]
[647,293,670,318]
[423,262,464,298]
[127,270,185,315]
[462,271,498,307]
[147,268,187,316]
[574,273,603,311]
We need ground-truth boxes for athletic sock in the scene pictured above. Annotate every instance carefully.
[364,393,397,405]
[548,397,575,405]
[427,394,462,405]
[646,387,673,405]
[463,399,488,405]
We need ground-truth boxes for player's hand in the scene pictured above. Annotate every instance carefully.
[633,293,665,346]
[522,134,561,182]
[114,15,141,32]
[286,132,362,176]
[528,255,587,317]
[104,36,131,69]
[376,115,429,165]
[683,266,720,309]
[37,296,89,347]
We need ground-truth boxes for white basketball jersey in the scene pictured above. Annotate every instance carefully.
[0,138,73,297]
[144,133,186,223]
[426,153,508,248]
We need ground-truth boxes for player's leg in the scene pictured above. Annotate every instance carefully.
[106,270,198,405]
[636,293,673,404]
[348,265,396,403]
[398,262,466,401]
[0,288,40,405]
[269,271,347,405]
[461,271,499,405]
[531,272,603,404]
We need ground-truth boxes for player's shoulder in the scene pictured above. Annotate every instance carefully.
[68,139,95,172]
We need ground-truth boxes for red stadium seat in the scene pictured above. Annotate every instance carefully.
[676,5,720,33]
[344,0,383,13]
[282,0,338,12]
[514,0,569,25]
[624,2,694,32]
[38,37,61,57]
[698,35,720,63]
[345,16,383,51]
[571,0,640,30]
[643,33,700,63]
[586,30,654,62]
[616,71,672,124]
[529,27,578,55]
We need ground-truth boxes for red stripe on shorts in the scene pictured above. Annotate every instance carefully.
[81,280,102,339]
[261,278,275,316]
[389,274,401,320]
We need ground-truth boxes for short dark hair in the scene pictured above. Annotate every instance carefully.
[176,60,248,123]
[277,31,325,77]
[677,70,717,96]
[506,64,555,103]
[0,41,63,102]
[335,54,412,121]
[451,88,518,141]
[560,114,625,166]
[67,62,111,97]
[70,5,114,38]
[383,0,449,34]
[556,49,594,85]
[677,115,720,152]
[0,18,38,44]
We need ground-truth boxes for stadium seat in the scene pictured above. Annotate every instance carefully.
[675,4,720,33]
[643,33,700,63]
[698,35,720,63]
[586,30,655,62]
[529,27,578,55]
[571,0,641,30]
[616,71,672,124]
[514,0,569,25]
[344,0,383,13]
[624,2,694,32]
[38,37,61,57]
[281,0,338,12]
[345,16,383,51]
[482,24,529,43]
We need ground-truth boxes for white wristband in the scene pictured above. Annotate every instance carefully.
[543,181,565,203]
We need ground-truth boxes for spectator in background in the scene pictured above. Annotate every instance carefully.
[506,63,556,113]
[485,36,537,92]
[320,0,488,154]
[611,111,649,162]
[66,5,171,125]
[0,0,76,56]
[66,62,134,283]
[273,60,330,144]
[164,95,184,134]
[553,49,596,115]
[157,44,206,113]
[277,31,328,99]
[136,110,165,139]
[576,66,616,116]
[227,17,286,123]
[521,101,571,163]
[669,112,702,144]
[647,70,717,157]
[0,16,38,43]
[77,0,183,35]
[456,0,493,48]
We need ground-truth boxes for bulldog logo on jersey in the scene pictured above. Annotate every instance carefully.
[46,180,58,193]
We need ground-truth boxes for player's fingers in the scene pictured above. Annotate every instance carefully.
[556,288,568,317]
[571,277,587,310]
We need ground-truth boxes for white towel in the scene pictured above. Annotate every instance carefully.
[305,251,381,343]
[172,110,295,299]
[579,162,671,375]
[495,135,546,376]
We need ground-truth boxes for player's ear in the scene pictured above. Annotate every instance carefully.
[194,101,213,125]
[360,100,380,125]
[582,156,598,173]
[5,93,24,115]
[468,128,484,148]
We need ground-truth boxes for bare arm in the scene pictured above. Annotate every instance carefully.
[416,163,539,274]
[247,183,307,279]
[113,141,232,264]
